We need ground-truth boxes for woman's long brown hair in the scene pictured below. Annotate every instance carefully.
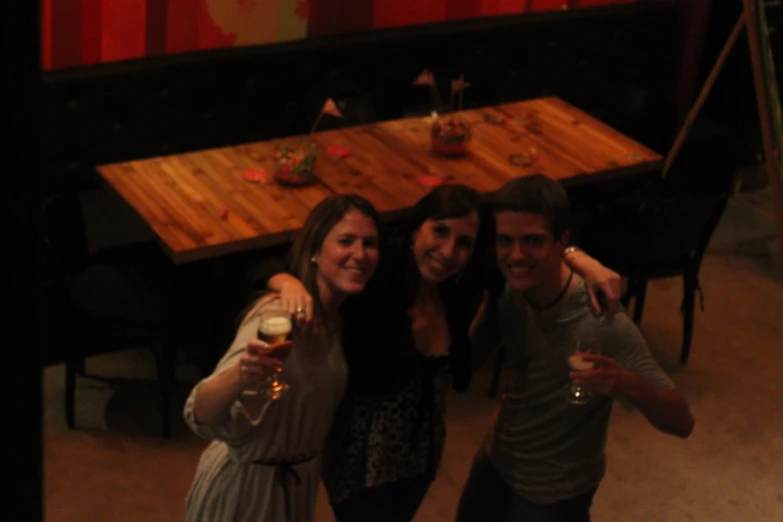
[287,194,381,338]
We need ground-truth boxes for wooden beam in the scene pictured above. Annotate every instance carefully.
[673,0,715,119]
[662,13,746,178]
[742,0,783,259]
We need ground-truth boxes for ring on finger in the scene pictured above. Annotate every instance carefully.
[296,306,305,314]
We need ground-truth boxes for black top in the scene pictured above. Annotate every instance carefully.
[343,244,483,396]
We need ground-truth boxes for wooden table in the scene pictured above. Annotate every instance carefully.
[97,97,661,264]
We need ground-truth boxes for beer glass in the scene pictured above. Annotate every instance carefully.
[564,337,600,405]
[256,300,294,400]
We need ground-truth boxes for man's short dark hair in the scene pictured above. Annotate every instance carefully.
[491,174,571,238]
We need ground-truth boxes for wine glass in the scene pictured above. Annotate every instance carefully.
[564,337,601,405]
[255,300,294,400]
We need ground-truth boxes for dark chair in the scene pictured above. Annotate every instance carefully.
[43,193,189,437]
[591,192,729,363]
[578,123,737,364]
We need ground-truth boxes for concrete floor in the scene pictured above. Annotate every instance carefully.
[43,188,783,522]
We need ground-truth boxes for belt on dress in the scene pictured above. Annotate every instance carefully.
[252,453,319,522]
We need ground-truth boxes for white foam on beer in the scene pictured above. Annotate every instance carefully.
[259,316,292,337]
[568,355,594,371]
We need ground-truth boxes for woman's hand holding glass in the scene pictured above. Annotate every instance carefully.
[238,338,287,392]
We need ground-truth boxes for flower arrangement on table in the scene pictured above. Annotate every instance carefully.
[273,143,318,186]
[431,117,472,156]
[412,70,473,157]
[271,99,343,187]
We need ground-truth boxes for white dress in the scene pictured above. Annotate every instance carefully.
[183,299,348,522]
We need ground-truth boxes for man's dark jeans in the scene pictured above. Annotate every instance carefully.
[455,448,597,522]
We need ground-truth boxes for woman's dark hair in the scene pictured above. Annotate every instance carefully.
[404,183,482,237]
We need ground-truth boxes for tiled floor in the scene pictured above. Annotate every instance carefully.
[43,188,783,521]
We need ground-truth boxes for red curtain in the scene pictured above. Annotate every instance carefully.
[42,0,648,69]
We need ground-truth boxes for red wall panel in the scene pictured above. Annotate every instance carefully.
[145,0,169,56]
[579,0,635,6]
[499,0,531,14]
[309,0,374,38]
[528,0,567,12]
[165,0,200,54]
[100,0,147,63]
[80,0,102,64]
[373,0,448,28]
[41,0,53,69]
[49,0,82,69]
[41,0,645,70]
[197,0,237,50]
[446,0,483,20]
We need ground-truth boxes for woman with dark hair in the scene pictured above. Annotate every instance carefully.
[253,183,620,522]
[183,195,381,522]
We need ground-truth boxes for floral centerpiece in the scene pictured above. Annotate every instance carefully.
[431,116,472,156]
[413,70,473,157]
[273,143,318,186]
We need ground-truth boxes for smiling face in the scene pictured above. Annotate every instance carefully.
[412,211,480,284]
[314,208,380,299]
[495,211,568,293]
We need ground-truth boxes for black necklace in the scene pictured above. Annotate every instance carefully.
[523,269,574,311]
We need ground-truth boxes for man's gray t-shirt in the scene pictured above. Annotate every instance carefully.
[487,278,675,505]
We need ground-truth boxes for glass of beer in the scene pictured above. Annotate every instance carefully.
[565,337,600,405]
[257,300,294,400]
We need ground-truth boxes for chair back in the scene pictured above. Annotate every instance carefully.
[633,119,736,260]
[636,193,729,268]
[42,194,90,281]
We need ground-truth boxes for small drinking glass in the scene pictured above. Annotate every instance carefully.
[256,300,294,400]
[565,337,601,405]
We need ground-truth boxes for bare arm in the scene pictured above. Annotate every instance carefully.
[469,291,503,371]
[575,354,694,439]
[249,255,314,325]
[267,273,315,326]
[193,362,245,426]
[267,273,301,292]
[192,338,282,427]
[621,374,694,438]
[564,247,622,316]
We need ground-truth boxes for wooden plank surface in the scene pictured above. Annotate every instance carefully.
[493,97,662,184]
[310,97,660,212]
[97,97,661,264]
[97,136,334,263]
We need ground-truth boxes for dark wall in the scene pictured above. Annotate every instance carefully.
[5,0,44,519]
[41,1,679,195]
[697,0,782,164]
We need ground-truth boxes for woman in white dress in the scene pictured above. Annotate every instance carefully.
[183,195,382,522]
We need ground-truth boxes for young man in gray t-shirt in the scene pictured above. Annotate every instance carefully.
[456,175,694,522]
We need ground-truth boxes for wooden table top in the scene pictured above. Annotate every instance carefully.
[97,97,661,264]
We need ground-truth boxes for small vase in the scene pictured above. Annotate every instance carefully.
[273,143,318,186]
[431,114,472,157]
